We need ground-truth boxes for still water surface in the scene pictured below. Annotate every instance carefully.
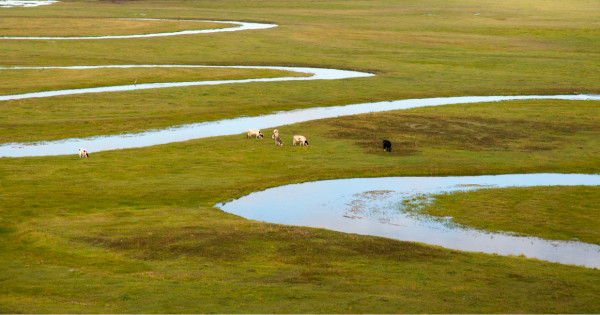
[4,3,599,270]
[0,0,57,7]
[216,174,600,268]
[1,89,597,157]
[0,19,276,39]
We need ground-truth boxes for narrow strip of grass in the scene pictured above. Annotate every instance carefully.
[0,17,230,37]
[0,67,307,96]
[410,186,600,245]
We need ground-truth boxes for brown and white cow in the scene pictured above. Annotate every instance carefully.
[292,135,308,146]
[247,129,264,139]
[275,137,283,146]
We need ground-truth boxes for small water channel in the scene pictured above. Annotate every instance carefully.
[216,174,600,268]
[1,90,597,157]
[0,0,57,7]
[0,19,276,39]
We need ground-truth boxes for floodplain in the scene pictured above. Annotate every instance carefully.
[1,0,599,313]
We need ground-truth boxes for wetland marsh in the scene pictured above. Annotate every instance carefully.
[1,0,599,313]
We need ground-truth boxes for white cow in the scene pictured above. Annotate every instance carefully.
[292,135,308,146]
[78,148,89,158]
[247,129,264,139]
[271,129,279,140]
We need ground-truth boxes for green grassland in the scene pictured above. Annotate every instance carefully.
[2,0,599,142]
[0,17,231,37]
[1,0,600,313]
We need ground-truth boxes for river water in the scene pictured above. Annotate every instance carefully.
[0,0,57,7]
[0,88,597,157]
[0,19,276,39]
[3,13,599,268]
[216,174,600,268]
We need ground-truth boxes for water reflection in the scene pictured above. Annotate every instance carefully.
[0,65,371,101]
[1,92,597,157]
[216,174,600,268]
[0,0,57,7]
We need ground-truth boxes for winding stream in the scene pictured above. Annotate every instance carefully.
[0,19,276,39]
[0,89,597,157]
[0,0,57,7]
[216,174,600,268]
[2,12,600,269]
[0,65,372,101]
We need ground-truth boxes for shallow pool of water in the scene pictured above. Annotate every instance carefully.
[216,174,600,268]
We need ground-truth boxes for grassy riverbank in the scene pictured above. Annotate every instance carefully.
[412,185,600,245]
[1,0,599,142]
[1,0,599,313]
[2,99,600,313]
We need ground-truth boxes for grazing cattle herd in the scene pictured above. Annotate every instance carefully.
[77,129,392,158]
[246,128,391,152]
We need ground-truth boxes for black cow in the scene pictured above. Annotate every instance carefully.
[382,140,392,152]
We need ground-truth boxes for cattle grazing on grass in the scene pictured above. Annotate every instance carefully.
[247,129,264,139]
[382,140,392,152]
[271,129,279,140]
[78,148,89,158]
[275,137,283,146]
[292,135,308,146]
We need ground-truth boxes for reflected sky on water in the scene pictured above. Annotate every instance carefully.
[217,174,600,268]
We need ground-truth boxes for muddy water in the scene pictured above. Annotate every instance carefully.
[216,174,600,268]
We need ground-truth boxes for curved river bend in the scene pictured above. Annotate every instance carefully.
[0,19,277,39]
[216,174,600,269]
[2,14,599,269]
[0,0,57,7]
[0,89,598,157]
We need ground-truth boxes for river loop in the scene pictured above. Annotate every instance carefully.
[216,174,600,268]
[2,14,599,269]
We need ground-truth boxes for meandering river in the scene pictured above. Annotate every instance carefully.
[2,13,599,268]
[216,174,600,268]
[0,0,57,7]
[0,19,276,39]
[0,87,597,157]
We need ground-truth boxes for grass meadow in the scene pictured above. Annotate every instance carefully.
[1,0,599,313]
